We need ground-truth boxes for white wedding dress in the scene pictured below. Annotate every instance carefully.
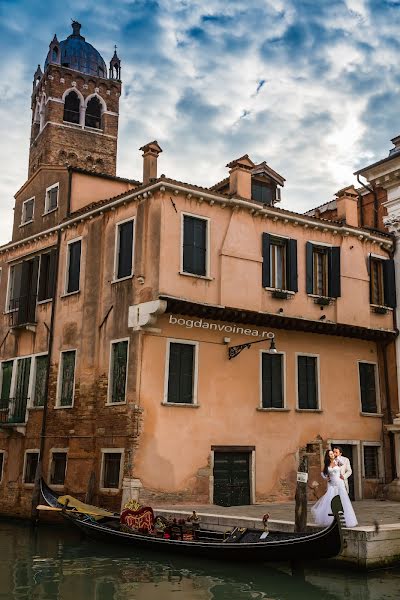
[311,465,358,528]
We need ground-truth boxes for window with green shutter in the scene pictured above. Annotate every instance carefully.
[66,240,81,294]
[297,355,318,409]
[33,355,48,407]
[116,221,134,279]
[261,353,283,408]
[59,351,76,407]
[167,342,195,404]
[110,341,128,403]
[0,361,13,410]
[359,362,378,413]
[183,215,207,276]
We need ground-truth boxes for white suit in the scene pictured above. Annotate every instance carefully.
[337,456,352,494]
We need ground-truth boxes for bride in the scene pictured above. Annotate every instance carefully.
[311,449,358,528]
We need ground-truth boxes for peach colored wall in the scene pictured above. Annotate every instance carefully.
[70,172,136,213]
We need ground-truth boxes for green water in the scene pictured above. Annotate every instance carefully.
[0,520,399,600]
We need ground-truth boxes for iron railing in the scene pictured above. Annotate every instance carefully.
[8,295,37,327]
[0,396,29,424]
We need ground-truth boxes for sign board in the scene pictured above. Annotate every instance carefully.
[297,472,308,483]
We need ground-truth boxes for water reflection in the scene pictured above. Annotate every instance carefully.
[0,519,399,600]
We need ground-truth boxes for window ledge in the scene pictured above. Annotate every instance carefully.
[257,407,290,412]
[60,291,80,299]
[42,208,58,216]
[37,299,53,306]
[105,401,127,407]
[54,405,74,410]
[111,275,133,284]
[84,126,104,133]
[360,412,383,418]
[161,402,199,408]
[49,484,65,490]
[371,304,393,313]
[179,271,213,281]
[19,220,33,228]
[295,408,322,413]
[264,287,295,295]
[28,406,44,411]
[23,483,34,488]
[99,488,121,494]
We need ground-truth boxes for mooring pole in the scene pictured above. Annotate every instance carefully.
[294,455,308,533]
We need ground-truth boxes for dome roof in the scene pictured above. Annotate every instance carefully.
[45,22,107,78]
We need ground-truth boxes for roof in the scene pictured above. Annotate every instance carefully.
[70,167,140,185]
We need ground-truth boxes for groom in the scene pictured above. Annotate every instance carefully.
[332,445,352,493]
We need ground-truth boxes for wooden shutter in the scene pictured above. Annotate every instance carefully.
[183,216,206,276]
[47,250,57,299]
[111,341,128,402]
[306,242,314,294]
[287,239,298,292]
[328,247,341,298]
[117,221,134,279]
[33,355,48,407]
[67,241,81,293]
[298,356,317,409]
[262,354,283,408]
[38,254,49,301]
[359,363,377,413]
[167,343,194,404]
[60,351,76,406]
[383,259,396,308]
[262,233,271,288]
[0,361,13,405]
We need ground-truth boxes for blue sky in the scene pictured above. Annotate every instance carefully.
[0,0,399,243]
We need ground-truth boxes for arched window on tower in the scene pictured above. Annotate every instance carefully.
[85,97,102,129]
[63,91,80,124]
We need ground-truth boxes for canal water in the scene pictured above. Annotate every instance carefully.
[1,519,400,600]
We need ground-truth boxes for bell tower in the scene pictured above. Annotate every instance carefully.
[29,21,122,178]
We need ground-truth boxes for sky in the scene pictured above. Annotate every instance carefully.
[0,0,399,244]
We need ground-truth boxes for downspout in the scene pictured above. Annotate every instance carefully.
[66,167,73,218]
[357,174,379,230]
[380,340,396,481]
[357,190,364,228]
[31,228,62,521]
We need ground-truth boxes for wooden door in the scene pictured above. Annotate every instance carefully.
[213,451,250,506]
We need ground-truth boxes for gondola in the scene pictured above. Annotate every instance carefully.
[40,479,345,562]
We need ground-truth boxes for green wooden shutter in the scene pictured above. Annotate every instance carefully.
[306,242,314,294]
[328,247,341,298]
[60,351,76,407]
[287,239,298,292]
[167,343,194,404]
[0,361,13,409]
[298,356,317,409]
[262,233,271,288]
[14,358,31,422]
[298,355,308,408]
[359,363,377,413]
[383,259,396,308]
[111,341,128,403]
[117,221,134,279]
[183,216,206,276]
[34,356,48,407]
[67,241,81,293]
[262,354,283,408]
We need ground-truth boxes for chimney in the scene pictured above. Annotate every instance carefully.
[139,141,163,184]
[226,155,255,200]
[335,186,359,227]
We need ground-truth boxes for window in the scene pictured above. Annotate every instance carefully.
[109,340,128,404]
[21,198,34,225]
[14,358,31,422]
[359,362,378,414]
[0,451,4,483]
[182,215,208,277]
[166,342,196,404]
[45,184,59,213]
[363,446,379,479]
[24,451,39,484]
[85,96,102,129]
[7,263,22,312]
[63,91,80,124]
[297,355,319,409]
[33,355,48,407]
[306,243,341,298]
[261,353,284,408]
[115,220,134,280]
[65,239,81,294]
[38,251,57,302]
[101,451,122,489]
[50,451,67,485]
[252,180,274,205]
[57,350,76,407]
[369,256,396,307]
[0,360,13,411]
[262,234,298,291]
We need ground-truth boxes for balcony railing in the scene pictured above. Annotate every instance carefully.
[0,397,29,424]
[8,295,37,328]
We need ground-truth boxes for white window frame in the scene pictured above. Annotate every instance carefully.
[64,237,82,295]
[361,442,384,481]
[30,352,48,409]
[113,217,135,282]
[48,448,68,488]
[259,350,287,410]
[358,360,382,416]
[107,338,129,405]
[100,448,124,492]
[269,236,288,291]
[44,182,59,214]
[23,449,40,485]
[180,212,211,279]
[0,353,48,413]
[55,349,77,409]
[163,338,199,406]
[295,353,321,411]
[0,450,5,484]
[21,197,35,226]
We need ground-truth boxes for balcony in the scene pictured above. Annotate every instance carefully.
[0,397,28,434]
[8,295,37,329]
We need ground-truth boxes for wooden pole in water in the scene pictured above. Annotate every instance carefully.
[294,455,308,533]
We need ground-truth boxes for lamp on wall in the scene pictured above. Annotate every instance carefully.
[228,333,277,360]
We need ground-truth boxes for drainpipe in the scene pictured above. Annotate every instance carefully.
[31,228,62,522]
[357,190,364,228]
[380,340,396,482]
[66,168,73,218]
[357,174,379,230]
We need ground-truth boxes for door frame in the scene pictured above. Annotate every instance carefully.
[327,439,362,500]
[209,445,255,505]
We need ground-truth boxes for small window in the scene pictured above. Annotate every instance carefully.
[109,341,128,403]
[0,451,4,483]
[85,97,102,129]
[297,355,318,409]
[24,451,39,484]
[369,257,396,308]
[45,184,59,213]
[50,452,67,485]
[115,221,134,280]
[261,353,284,408]
[38,251,57,302]
[182,215,207,277]
[66,240,81,294]
[359,362,378,414]
[167,342,195,404]
[102,452,122,489]
[370,258,384,305]
[313,246,328,296]
[252,180,274,205]
[306,243,341,298]
[57,350,76,407]
[364,446,379,479]
[270,239,287,289]
[63,91,80,124]
[262,234,297,292]
[21,198,34,224]
[33,355,48,407]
